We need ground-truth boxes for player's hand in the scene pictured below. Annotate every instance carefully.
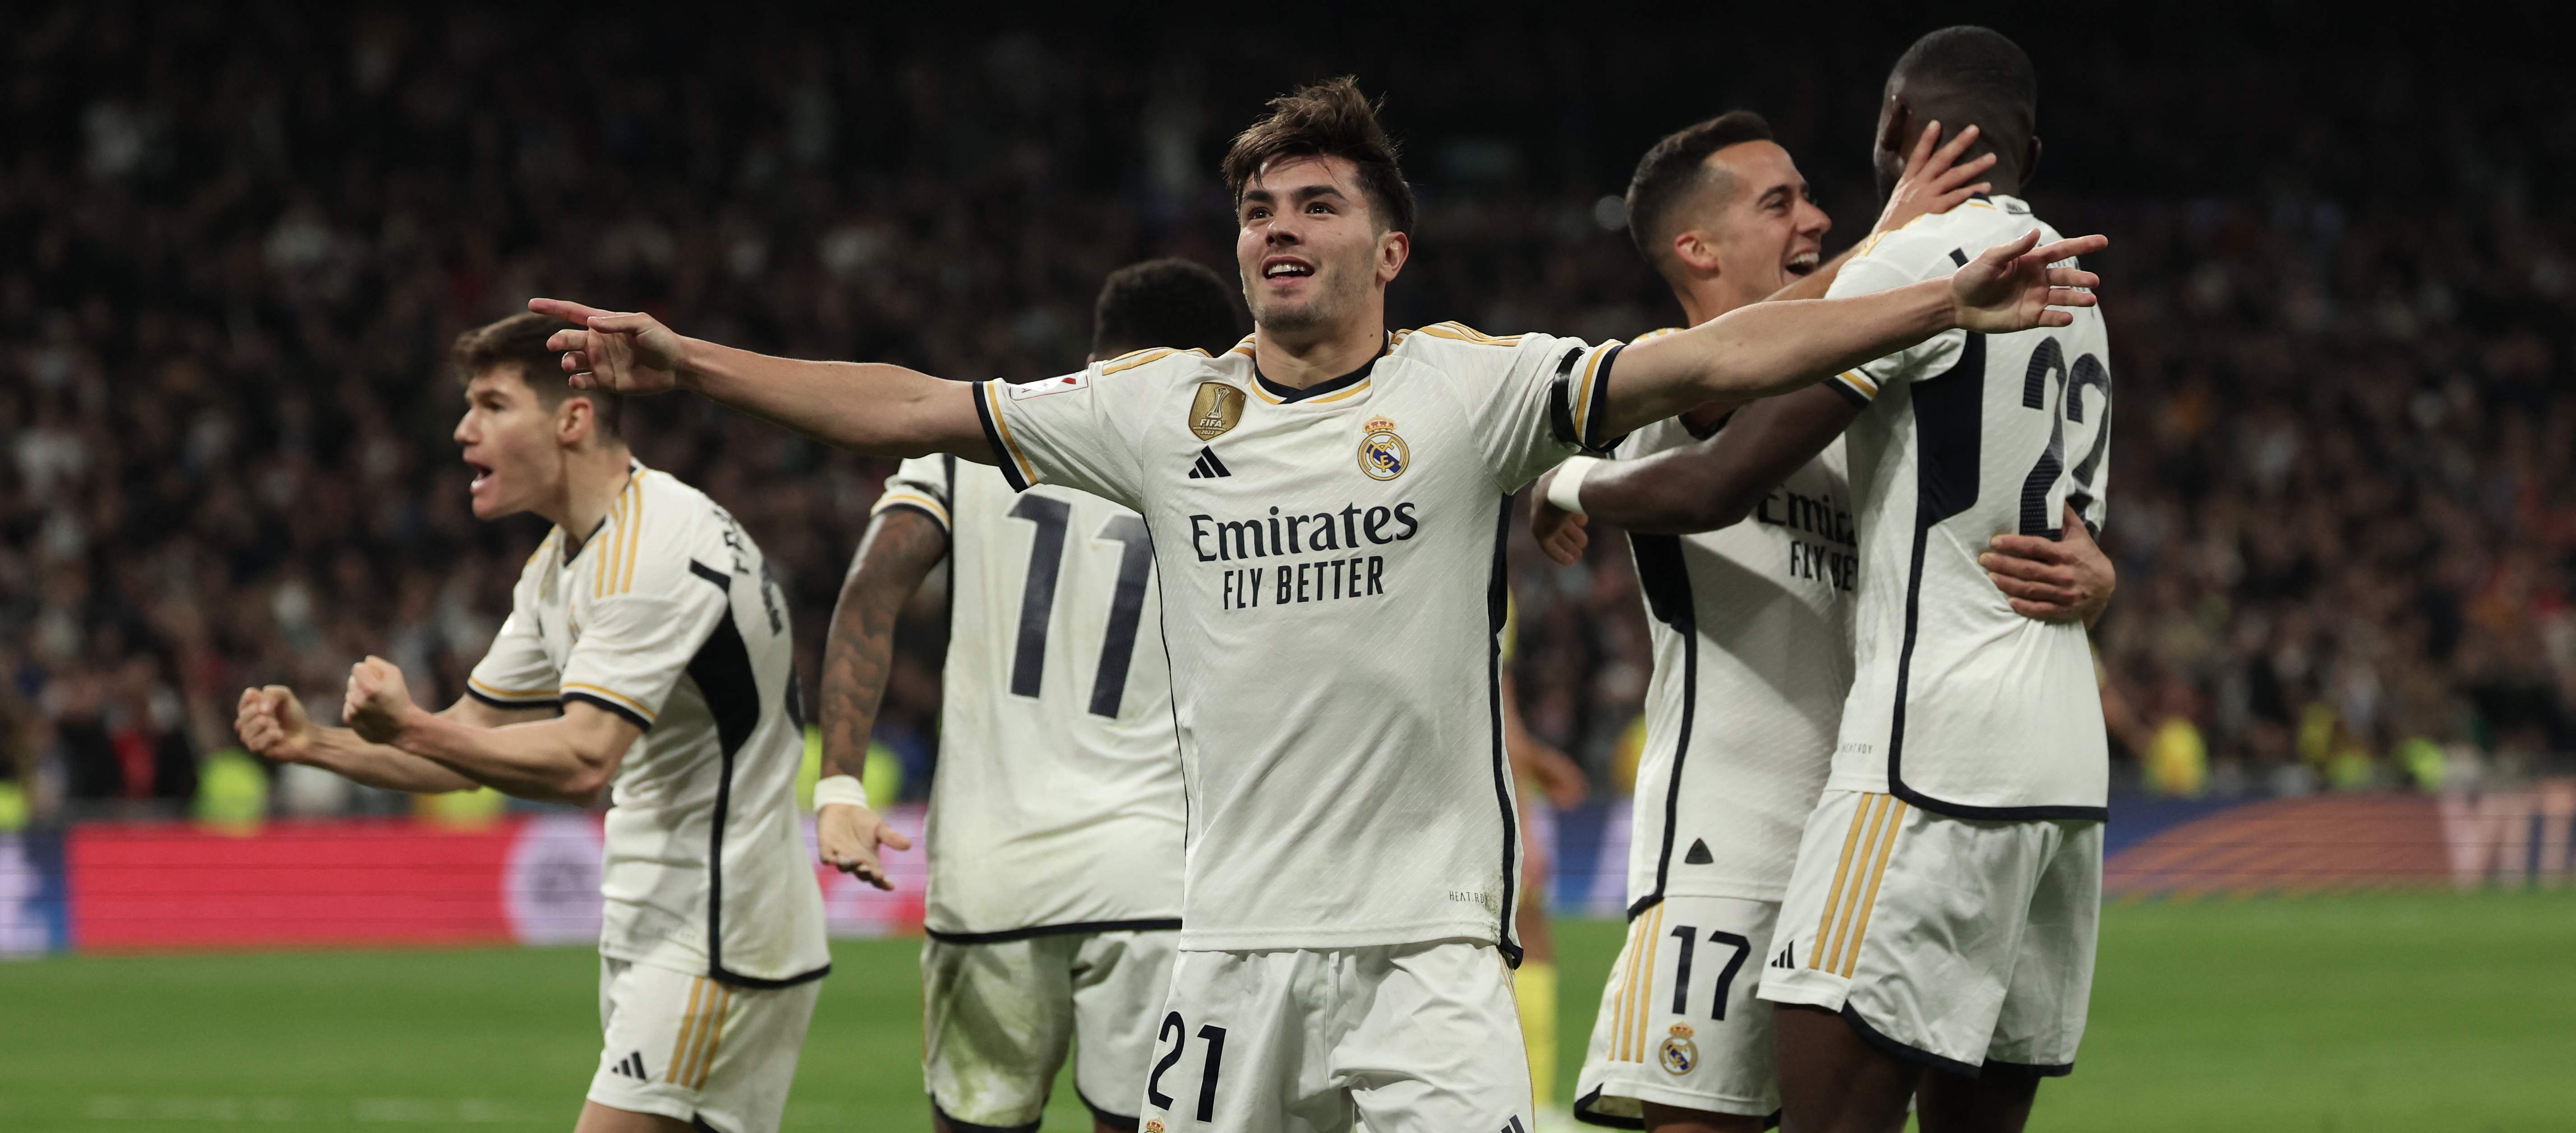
[1528,468,1591,566]
[1948,229,2107,333]
[817,802,913,891]
[1874,121,1996,236]
[528,298,687,395]
[235,685,314,764]
[1528,743,1589,809]
[1982,503,2116,623]
[343,656,421,745]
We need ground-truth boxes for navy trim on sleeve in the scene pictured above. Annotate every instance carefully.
[1582,342,1628,453]
[1826,377,1873,409]
[563,691,652,732]
[464,686,560,711]
[970,383,1031,491]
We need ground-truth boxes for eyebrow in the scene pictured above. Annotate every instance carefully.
[1243,183,1352,207]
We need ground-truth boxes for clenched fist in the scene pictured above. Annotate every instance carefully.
[343,656,420,745]
[235,685,314,763]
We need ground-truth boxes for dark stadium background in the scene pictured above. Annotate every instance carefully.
[1,6,2571,1131]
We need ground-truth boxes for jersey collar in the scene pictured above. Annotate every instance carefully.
[560,459,646,564]
[1251,334,1389,404]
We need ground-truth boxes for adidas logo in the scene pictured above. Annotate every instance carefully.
[1770,944,1796,970]
[1501,1117,1529,1133]
[1187,446,1232,479]
[611,1050,649,1081]
[1684,839,1714,865]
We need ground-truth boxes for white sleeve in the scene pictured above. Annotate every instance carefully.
[979,361,1153,510]
[558,576,732,731]
[1456,329,1628,493]
[1822,248,1965,399]
[871,454,955,534]
[465,608,561,710]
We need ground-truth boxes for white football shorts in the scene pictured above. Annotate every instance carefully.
[1135,940,1532,1133]
[1574,894,1783,1124]
[1757,789,2099,1076]
[586,958,821,1133]
[923,928,1178,1131]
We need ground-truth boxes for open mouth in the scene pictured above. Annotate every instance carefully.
[1784,250,1822,278]
[465,459,493,489]
[1262,256,1315,280]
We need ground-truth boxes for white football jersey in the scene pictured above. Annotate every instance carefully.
[978,326,1625,957]
[469,462,831,984]
[872,454,1185,939]
[1821,195,2112,817]
[1613,328,1856,909]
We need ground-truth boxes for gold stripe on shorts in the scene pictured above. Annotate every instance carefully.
[1625,902,1665,1061]
[685,984,733,1088]
[667,977,708,1082]
[1840,800,1909,977]
[1810,795,1881,969]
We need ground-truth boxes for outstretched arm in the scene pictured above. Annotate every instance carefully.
[342,658,640,804]
[235,686,549,794]
[813,507,946,889]
[528,299,991,460]
[1534,384,1861,549]
[1597,229,2106,438]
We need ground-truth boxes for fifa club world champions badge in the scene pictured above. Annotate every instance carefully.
[1189,382,1245,441]
[1659,1022,1699,1075]
[1358,416,1408,481]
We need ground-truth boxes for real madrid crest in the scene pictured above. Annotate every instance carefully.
[1357,416,1408,481]
[1658,1022,1700,1075]
[1189,383,1246,441]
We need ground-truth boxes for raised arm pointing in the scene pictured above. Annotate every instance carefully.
[528,298,992,461]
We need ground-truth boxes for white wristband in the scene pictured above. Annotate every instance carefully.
[1546,456,1602,515]
[812,774,870,813]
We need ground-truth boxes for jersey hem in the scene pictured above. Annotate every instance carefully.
[1823,776,2108,821]
[1622,885,1789,917]
[1175,921,1499,953]
[710,959,832,989]
[923,917,1182,945]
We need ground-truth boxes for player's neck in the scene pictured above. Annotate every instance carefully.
[549,444,636,547]
[1251,315,1385,390]
[1676,280,1759,328]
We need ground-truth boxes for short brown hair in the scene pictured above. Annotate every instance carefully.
[1222,77,1417,235]
[451,312,623,437]
[1626,110,1776,272]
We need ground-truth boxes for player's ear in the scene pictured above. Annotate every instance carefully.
[1375,228,1409,283]
[2023,136,2042,187]
[556,395,593,447]
[1671,229,1721,275]
[1876,98,1914,160]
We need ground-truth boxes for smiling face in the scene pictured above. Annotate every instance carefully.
[1235,154,1406,338]
[1688,140,1832,310]
[452,363,571,521]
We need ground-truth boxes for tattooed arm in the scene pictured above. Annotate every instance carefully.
[814,505,948,889]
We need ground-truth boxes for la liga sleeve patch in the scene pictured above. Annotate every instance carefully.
[1007,373,1090,400]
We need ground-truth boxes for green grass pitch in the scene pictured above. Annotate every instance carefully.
[0,890,2567,1131]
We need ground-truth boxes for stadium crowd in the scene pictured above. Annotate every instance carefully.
[3,8,2570,823]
